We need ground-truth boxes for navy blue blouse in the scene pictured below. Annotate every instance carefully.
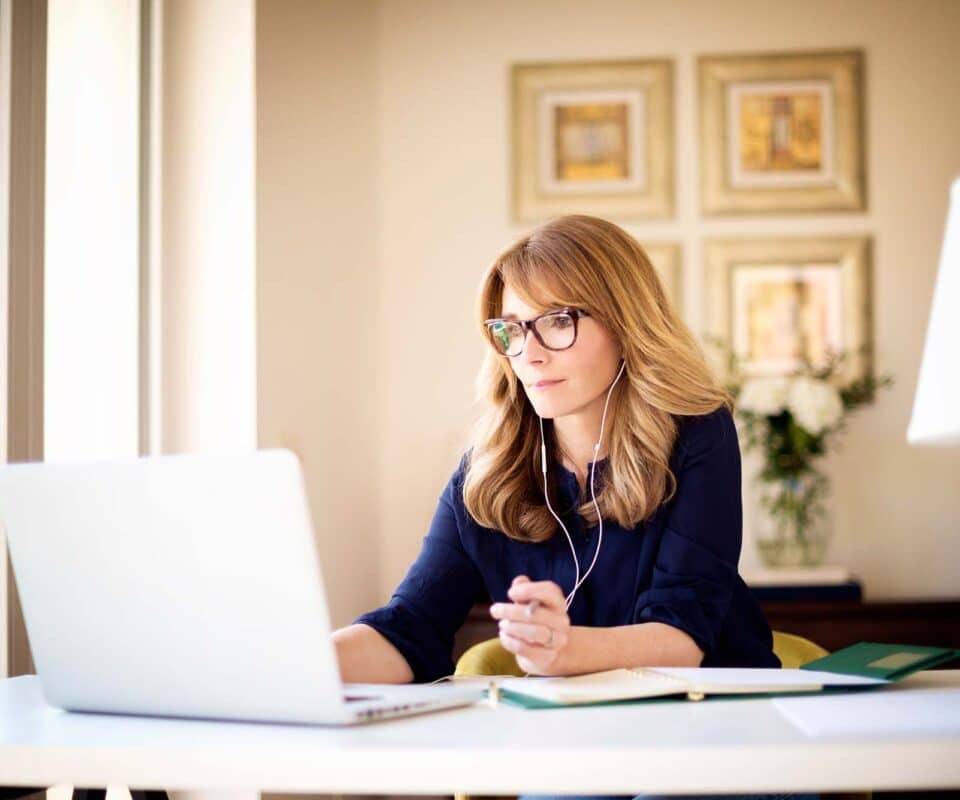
[355,407,779,682]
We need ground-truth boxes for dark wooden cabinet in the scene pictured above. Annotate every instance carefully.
[762,598,960,657]
[453,597,960,666]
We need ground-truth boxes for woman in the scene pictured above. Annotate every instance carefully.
[333,215,813,800]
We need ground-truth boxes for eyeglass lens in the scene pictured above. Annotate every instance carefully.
[488,312,576,356]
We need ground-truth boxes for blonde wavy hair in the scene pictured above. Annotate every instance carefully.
[462,215,733,543]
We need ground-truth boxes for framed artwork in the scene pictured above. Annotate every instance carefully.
[512,59,674,221]
[704,237,872,383]
[644,243,683,315]
[699,50,865,214]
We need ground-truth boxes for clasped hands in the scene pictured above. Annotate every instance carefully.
[489,574,571,675]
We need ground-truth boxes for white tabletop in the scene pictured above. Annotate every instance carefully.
[2,671,959,795]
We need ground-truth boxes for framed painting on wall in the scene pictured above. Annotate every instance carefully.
[704,237,872,383]
[699,50,865,214]
[512,59,674,221]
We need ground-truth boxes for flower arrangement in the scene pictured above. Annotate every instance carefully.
[708,339,894,566]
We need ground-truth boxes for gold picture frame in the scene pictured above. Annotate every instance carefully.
[644,242,683,316]
[512,59,674,221]
[699,50,865,214]
[704,237,872,383]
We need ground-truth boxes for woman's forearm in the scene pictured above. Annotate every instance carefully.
[549,621,704,676]
[332,623,415,684]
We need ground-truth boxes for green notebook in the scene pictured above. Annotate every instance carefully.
[496,641,960,710]
[800,641,960,681]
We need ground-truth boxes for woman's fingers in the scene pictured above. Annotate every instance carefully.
[507,578,566,610]
[499,629,553,660]
[497,579,571,675]
[491,578,570,670]
[498,618,561,647]
[490,578,571,650]
[489,600,567,630]
[500,628,564,676]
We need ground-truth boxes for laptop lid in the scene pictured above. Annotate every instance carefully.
[0,449,360,724]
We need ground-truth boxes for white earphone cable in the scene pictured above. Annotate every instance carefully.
[568,358,625,601]
[540,414,580,610]
[537,358,626,612]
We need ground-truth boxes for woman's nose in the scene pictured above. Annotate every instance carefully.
[520,327,547,361]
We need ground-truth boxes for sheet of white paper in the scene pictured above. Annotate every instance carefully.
[772,688,960,737]
[651,667,886,687]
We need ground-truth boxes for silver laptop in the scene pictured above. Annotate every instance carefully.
[0,449,483,725]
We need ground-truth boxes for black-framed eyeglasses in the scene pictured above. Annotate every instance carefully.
[484,308,590,357]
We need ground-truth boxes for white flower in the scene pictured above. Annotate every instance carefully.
[737,377,790,415]
[787,376,844,435]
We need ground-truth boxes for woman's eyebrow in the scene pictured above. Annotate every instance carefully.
[501,309,548,320]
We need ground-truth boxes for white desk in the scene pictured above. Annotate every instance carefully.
[1,672,959,796]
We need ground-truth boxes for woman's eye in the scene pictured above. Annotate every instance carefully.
[549,315,572,328]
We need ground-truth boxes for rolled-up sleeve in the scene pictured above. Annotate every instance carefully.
[354,461,486,682]
[635,408,742,659]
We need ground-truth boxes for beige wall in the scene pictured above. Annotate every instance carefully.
[256,0,381,628]
[161,0,257,455]
[257,0,960,622]
[374,0,960,602]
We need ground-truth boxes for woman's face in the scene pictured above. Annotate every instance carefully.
[500,284,623,421]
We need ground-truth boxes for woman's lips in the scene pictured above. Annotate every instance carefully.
[532,379,564,389]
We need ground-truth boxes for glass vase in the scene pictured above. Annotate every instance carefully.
[753,472,831,567]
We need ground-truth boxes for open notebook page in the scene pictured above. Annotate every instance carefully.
[499,666,886,705]
[651,667,888,689]
[500,668,689,704]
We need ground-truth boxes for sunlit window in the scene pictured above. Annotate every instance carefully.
[44,0,140,460]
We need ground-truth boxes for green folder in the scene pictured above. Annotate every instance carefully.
[800,641,960,681]
[496,641,960,710]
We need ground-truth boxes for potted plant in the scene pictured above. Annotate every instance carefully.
[709,341,894,566]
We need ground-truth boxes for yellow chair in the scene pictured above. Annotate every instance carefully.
[772,629,829,668]
[454,636,526,678]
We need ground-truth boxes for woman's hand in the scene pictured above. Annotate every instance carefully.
[489,575,571,675]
